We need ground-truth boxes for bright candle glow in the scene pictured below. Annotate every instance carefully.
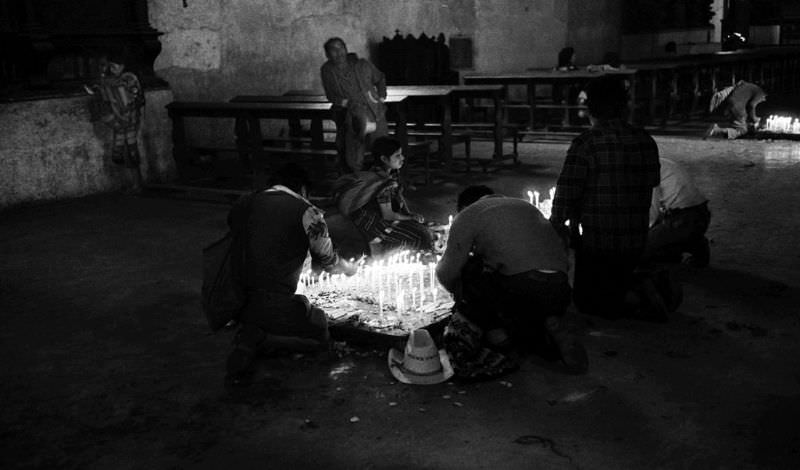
[764,114,800,134]
[299,250,451,316]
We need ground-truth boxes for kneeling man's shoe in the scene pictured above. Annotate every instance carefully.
[703,124,719,140]
[225,326,266,388]
[637,277,670,322]
[225,347,256,388]
[685,237,710,268]
[545,317,589,374]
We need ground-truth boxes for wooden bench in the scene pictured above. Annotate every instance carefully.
[407,130,472,163]
[467,101,589,128]
[402,122,522,172]
[166,101,338,182]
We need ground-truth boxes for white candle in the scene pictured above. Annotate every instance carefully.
[395,275,400,302]
[419,268,425,301]
[396,289,403,313]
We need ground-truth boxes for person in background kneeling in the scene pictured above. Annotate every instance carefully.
[551,75,663,321]
[705,80,767,140]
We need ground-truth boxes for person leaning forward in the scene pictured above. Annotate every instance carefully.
[644,157,711,268]
[705,80,767,140]
[551,75,663,321]
[225,163,356,387]
[436,185,588,379]
[321,37,388,173]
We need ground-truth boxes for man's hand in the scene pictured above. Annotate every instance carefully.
[552,222,571,250]
[410,213,425,223]
[332,258,358,277]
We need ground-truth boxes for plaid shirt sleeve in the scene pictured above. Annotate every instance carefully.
[302,205,339,270]
[552,136,590,227]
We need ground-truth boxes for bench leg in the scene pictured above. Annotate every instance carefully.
[424,146,431,185]
[512,131,519,164]
[463,136,471,173]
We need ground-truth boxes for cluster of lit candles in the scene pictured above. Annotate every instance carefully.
[528,186,583,234]
[298,251,445,316]
[296,186,568,320]
[527,187,556,219]
[763,114,800,134]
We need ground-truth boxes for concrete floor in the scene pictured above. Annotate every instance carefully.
[2,134,800,469]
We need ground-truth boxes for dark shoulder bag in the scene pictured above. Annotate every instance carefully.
[201,192,257,331]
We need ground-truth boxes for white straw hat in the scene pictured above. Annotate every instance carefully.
[388,329,453,385]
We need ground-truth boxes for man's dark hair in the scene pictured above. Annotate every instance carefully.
[324,37,346,54]
[557,47,575,68]
[585,75,628,120]
[103,47,131,66]
[371,136,402,165]
[716,70,735,88]
[602,51,621,68]
[457,185,494,212]
[270,162,311,194]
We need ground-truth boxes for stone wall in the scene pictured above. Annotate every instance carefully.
[1,0,627,209]
[475,0,568,72]
[0,88,175,208]
[567,0,623,66]
[149,0,578,98]
[620,27,717,61]
[148,0,589,142]
[150,0,478,101]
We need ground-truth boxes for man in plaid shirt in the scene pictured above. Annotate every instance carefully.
[551,76,661,319]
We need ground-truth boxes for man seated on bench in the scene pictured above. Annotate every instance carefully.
[321,37,388,173]
[225,163,356,387]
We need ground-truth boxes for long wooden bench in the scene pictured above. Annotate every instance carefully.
[166,101,338,181]
[467,101,589,128]
[399,122,522,172]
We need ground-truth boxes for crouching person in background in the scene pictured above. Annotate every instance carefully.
[436,185,588,381]
[226,163,356,387]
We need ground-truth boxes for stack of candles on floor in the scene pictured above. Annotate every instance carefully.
[763,115,800,134]
[297,251,448,316]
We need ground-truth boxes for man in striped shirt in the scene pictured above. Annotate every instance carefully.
[226,164,356,387]
[552,76,661,319]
